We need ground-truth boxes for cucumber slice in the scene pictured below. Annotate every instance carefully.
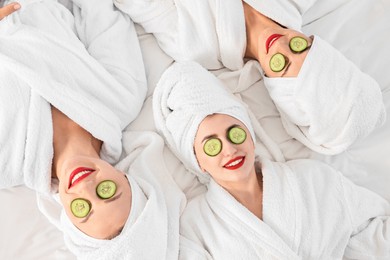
[289,36,308,53]
[71,198,91,218]
[96,180,117,199]
[203,138,222,157]
[228,127,247,144]
[269,53,286,72]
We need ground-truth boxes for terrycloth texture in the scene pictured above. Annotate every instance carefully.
[71,0,146,91]
[264,36,386,154]
[153,61,256,184]
[114,0,319,71]
[115,0,386,156]
[38,131,185,260]
[180,157,390,259]
[0,0,146,194]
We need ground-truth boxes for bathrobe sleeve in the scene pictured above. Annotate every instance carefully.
[342,176,390,259]
[72,0,147,129]
[113,0,323,71]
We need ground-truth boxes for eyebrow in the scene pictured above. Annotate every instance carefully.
[80,209,94,223]
[281,45,312,77]
[281,62,291,77]
[79,192,123,223]
[202,134,218,143]
[104,192,122,203]
[201,124,241,143]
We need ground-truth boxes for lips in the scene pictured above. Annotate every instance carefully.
[223,156,245,170]
[265,34,283,53]
[68,167,95,189]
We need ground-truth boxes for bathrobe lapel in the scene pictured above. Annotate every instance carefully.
[207,179,300,259]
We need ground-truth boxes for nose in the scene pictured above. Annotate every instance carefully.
[74,178,97,197]
[221,139,238,157]
[273,36,293,55]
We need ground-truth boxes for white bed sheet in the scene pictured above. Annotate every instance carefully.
[1,0,389,258]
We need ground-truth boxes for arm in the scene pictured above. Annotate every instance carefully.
[115,0,243,70]
[342,176,390,259]
[71,0,147,128]
[113,0,178,60]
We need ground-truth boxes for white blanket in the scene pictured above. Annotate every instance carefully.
[0,0,146,194]
[180,158,390,259]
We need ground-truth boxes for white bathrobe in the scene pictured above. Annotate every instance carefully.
[180,158,390,259]
[115,0,385,156]
[41,131,186,260]
[0,0,146,194]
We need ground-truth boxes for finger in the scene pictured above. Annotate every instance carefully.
[0,2,21,20]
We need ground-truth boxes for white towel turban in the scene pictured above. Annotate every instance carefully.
[153,61,255,184]
[58,175,147,260]
[263,36,385,151]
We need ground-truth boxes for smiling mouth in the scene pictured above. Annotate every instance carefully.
[266,34,283,53]
[68,167,95,189]
[224,157,245,170]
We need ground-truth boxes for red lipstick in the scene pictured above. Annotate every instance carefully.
[68,167,94,189]
[224,156,245,170]
[266,34,283,53]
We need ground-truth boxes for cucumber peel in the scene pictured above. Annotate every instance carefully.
[96,180,117,199]
[228,127,247,144]
[289,36,308,53]
[204,138,222,157]
[71,198,91,218]
[269,53,286,72]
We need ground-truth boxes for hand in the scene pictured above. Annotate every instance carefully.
[0,2,20,20]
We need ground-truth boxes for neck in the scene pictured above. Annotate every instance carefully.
[222,164,263,219]
[51,106,102,179]
[243,1,279,61]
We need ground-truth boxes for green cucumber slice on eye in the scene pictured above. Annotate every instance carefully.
[269,53,286,72]
[228,127,247,144]
[71,198,91,218]
[96,180,117,199]
[203,138,222,157]
[289,36,308,53]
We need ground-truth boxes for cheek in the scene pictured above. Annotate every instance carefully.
[195,145,214,172]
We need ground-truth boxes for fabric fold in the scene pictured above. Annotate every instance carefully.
[153,61,257,183]
[0,0,145,192]
[264,36,386,154]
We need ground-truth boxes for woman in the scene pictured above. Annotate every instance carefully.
[154,61,390,259]
[116,0,385,155]
[1,1,182,259]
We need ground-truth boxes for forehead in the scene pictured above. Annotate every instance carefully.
[72,174,131,239]
[198,114,243,134]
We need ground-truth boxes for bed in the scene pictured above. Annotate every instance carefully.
[0,0,389,258]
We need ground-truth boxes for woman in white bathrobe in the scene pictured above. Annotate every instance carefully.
[153,61,390,260]
[1,1,183,259]
[116,0,385,156]
[0,0,141,240]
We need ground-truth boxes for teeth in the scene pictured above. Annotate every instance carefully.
[226,158,242,167]
[71,170,92,185]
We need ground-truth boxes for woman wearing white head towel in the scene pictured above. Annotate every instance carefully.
[1,1,183,259]
[116,0,385,155]
[153,61,390,259]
